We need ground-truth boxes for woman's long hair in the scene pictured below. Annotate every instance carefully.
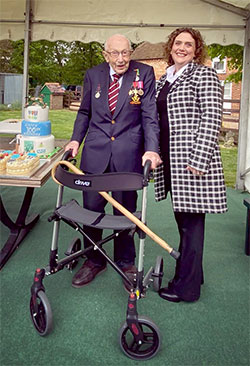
[165,27,208,65]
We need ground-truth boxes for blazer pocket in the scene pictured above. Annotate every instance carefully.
[129,132,142,144]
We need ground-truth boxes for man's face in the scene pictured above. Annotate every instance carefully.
[103,35,131,75]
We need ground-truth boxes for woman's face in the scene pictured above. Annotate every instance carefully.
[170,32,196,71]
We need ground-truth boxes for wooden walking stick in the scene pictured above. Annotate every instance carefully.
[51,160,180,260]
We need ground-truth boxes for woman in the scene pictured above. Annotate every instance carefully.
[154,27,227,303]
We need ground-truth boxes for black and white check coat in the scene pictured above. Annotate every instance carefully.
[154,62,227,214]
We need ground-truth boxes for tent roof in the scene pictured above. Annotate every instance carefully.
[1,0,249,45]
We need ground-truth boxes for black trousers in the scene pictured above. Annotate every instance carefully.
[82,161,137,268]
[170,211,206,302]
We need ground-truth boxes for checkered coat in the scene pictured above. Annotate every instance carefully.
[154,62,227,214]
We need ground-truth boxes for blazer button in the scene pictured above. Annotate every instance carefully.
[111,136,115,141]
[111,120,115,124]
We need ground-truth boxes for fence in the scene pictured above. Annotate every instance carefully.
[221,98,240,145]
[63,92,81,108]
[222,99,240,128]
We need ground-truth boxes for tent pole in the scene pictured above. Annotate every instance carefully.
[236,15,250,190]
[22,0,32,118]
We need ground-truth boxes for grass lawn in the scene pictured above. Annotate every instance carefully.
[0,109,238,188]
[220,146,238,188]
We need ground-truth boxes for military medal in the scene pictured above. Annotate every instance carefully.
[129,70,144,104]
[95,84,101,98]
[138,81,144,96]
[129,85,141,104]
[134,68,140,81]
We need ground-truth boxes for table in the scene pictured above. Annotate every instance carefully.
[0,119,21,134]
[0,139,67,270]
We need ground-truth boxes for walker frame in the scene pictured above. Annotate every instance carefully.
[30,151,179,360]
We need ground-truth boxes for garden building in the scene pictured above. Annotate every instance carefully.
[40,82,65,109]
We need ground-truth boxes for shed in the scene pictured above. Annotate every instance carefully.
[0,73,23,105]
[40,82,65,109]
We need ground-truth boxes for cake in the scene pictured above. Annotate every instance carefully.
[0,150,13,172]
[17,98,55,156]
[0,150,40,175]
[6,153,40,175]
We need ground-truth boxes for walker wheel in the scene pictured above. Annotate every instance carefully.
[118,316,161,360]
[65,238,81,271]
[30,290,53,336]
[152,256,164,292]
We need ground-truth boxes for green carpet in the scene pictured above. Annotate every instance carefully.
[0,180,249,366]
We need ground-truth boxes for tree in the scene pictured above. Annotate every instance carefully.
[0,40,19,73]
[207,44,243,83]
[61,41,104,85]
[0,39,105,88]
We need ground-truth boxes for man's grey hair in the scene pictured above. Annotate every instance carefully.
[104,34,132,51]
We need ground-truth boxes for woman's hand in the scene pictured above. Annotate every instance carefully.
[186,165,204,176]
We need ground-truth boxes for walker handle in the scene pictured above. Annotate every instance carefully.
[143,159,152,181]
[62,149,73,161]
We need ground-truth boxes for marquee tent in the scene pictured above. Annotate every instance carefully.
[0,0,249,190]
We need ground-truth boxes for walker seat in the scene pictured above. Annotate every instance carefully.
[55,199,141,230]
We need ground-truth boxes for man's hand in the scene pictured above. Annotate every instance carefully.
[142,151,162,170]
[65,140,79,158]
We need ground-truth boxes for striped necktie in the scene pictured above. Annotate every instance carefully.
[108,74,120,114]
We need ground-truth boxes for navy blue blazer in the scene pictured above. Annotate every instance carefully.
[71,60,159,174]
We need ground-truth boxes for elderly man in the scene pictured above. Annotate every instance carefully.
[65,34,161,291]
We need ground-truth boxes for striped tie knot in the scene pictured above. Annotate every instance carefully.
[108,74,121,114]
[112,74,120,83]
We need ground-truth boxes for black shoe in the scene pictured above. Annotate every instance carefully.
[122,265,137,293]
[159,287,182,303]
[72,259,106,288]
[168,279,175,290]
